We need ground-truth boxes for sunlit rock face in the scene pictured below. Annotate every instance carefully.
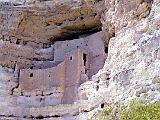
[78,0,160,119]
[80,0,159,113]
[101,0,153,39]
[0,0,160,120]
[102,0,160,104]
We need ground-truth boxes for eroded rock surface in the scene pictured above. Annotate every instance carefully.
[0,0,160,120]
[0,0,103,68]
[0,0,107,119]
[79,0,160,119]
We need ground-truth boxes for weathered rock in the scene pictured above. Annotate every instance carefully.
[0,0,103,68]
[0,0,160,119]
[81,0,159,109]
[0,0,106,116]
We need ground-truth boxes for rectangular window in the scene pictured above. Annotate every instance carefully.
[83,53,87,66]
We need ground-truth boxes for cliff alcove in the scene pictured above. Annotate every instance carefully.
[0,0,110,119]
[1,0,159,120]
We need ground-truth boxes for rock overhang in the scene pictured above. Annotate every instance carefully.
[0,0,103,44]
[0,0,104,68]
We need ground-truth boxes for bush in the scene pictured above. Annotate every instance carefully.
[121,100,160,120]
[90,100,160,120]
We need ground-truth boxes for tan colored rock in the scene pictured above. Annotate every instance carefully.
[0,0,103,68]
[0,0,160,120]
[102,0,153,39]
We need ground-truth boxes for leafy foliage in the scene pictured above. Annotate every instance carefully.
[90,100,160,120]
[121,100,160,120]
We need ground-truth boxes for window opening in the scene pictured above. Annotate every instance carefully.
[101,103,104,108]
[85,69,87,74]
[30,66,33,69]
[83,53,87,66]
[105,47,108,53]
[30,73,33,77]
[16,39,21,44]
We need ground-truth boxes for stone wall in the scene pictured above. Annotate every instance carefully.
[16,48,91,105]
[54,31,107,78]
[63,49,88,103]
[19,61,66,91]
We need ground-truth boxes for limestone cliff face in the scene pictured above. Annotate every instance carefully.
[0,0,102,68]
[98,0,160,103]
[0,0,159,120]
[79,0,160,119]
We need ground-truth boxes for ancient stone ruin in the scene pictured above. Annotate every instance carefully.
[0,0,160,120]
[0,0,109,119]
[15,31,107,105]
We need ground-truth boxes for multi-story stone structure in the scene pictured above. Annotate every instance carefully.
[13,31,107,105]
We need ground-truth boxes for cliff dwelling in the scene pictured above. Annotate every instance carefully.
[0,0,109,118]
[16,31,107,104]
[0,0,159,119]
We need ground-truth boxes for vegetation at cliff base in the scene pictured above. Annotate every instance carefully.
[120,100,160,120]
[90,100,160,120]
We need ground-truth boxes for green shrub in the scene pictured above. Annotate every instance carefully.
[121,100,160,120]
[90,100,160,120]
